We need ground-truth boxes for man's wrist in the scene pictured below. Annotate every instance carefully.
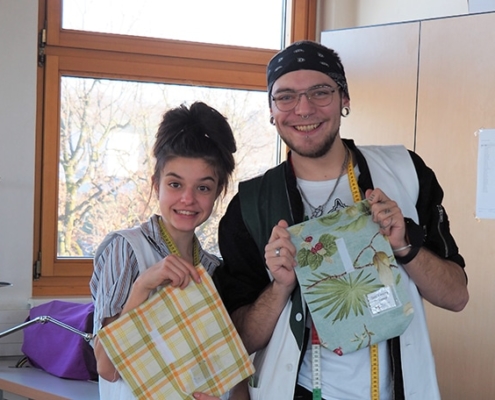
[394,245,421,264]
[394,218,424,264]
[392,244,412,254]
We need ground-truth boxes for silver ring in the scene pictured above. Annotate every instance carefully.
[275,248,281,257]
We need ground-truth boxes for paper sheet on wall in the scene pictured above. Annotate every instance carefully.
[476,129,495,219]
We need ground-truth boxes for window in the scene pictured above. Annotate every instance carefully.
[61,0,284,49]
[34,0,316,296]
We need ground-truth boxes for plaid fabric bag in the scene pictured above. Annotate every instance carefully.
[97,263,254,400]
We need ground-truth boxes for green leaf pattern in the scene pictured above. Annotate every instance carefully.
[288,199,414,355]
[308,270,383,323]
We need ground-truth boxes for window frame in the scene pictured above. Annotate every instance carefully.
[34,0,316,296]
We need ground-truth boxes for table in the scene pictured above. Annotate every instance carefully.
[0,358,99,400]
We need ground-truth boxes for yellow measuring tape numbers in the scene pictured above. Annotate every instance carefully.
[370,344,380,400]
[347,149,380,400]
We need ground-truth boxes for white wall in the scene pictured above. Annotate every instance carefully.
[355,0,468,26]
[319,0,469,31]
[0,0,38,355]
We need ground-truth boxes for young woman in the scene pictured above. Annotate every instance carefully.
[90,102,238,400]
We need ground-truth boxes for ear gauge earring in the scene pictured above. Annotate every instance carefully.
[341,106,350,117]
[269,115,275,125]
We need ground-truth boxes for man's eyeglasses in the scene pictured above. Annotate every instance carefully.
[271,85,337,112]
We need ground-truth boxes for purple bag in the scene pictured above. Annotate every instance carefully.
[21,300,98,381]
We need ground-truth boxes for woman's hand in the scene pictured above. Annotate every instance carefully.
[122,255,201,315]
[192,393,221,400]
[134,254,201,292]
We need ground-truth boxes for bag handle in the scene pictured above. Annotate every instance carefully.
[0,315,94,342]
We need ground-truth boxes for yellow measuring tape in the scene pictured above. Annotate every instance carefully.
[369,344,380,400]
[158,218,200,265]
[347,149,380,400]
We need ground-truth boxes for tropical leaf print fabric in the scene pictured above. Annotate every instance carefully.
[288,200,414,355]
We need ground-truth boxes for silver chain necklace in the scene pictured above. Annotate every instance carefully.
[297,147,350,219]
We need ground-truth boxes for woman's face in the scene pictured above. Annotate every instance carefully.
[155,157,219,238]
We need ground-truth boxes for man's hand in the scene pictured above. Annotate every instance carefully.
[366,188,408,250]
[264,220,298,295]
[366,189,468,311]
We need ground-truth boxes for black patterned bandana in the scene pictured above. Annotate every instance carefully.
[267,40,349,100]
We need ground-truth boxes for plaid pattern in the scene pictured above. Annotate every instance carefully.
[98,264,254,399]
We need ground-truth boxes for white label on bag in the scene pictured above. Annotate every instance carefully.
[150,329,176,363]
[367,286,398,315]
[335,237,355,274]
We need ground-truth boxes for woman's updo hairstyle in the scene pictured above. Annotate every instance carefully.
[152,102,237,196]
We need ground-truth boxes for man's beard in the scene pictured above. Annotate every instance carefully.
[281,129,339,158]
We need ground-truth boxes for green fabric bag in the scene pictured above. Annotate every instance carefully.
[288,199,414,355]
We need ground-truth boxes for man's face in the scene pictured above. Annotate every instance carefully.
[270,69,349,158]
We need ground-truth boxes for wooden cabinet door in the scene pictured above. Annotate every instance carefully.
[321,21,419,149]
[417,12,495,399]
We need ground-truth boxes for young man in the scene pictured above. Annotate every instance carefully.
[214,41,468,400]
